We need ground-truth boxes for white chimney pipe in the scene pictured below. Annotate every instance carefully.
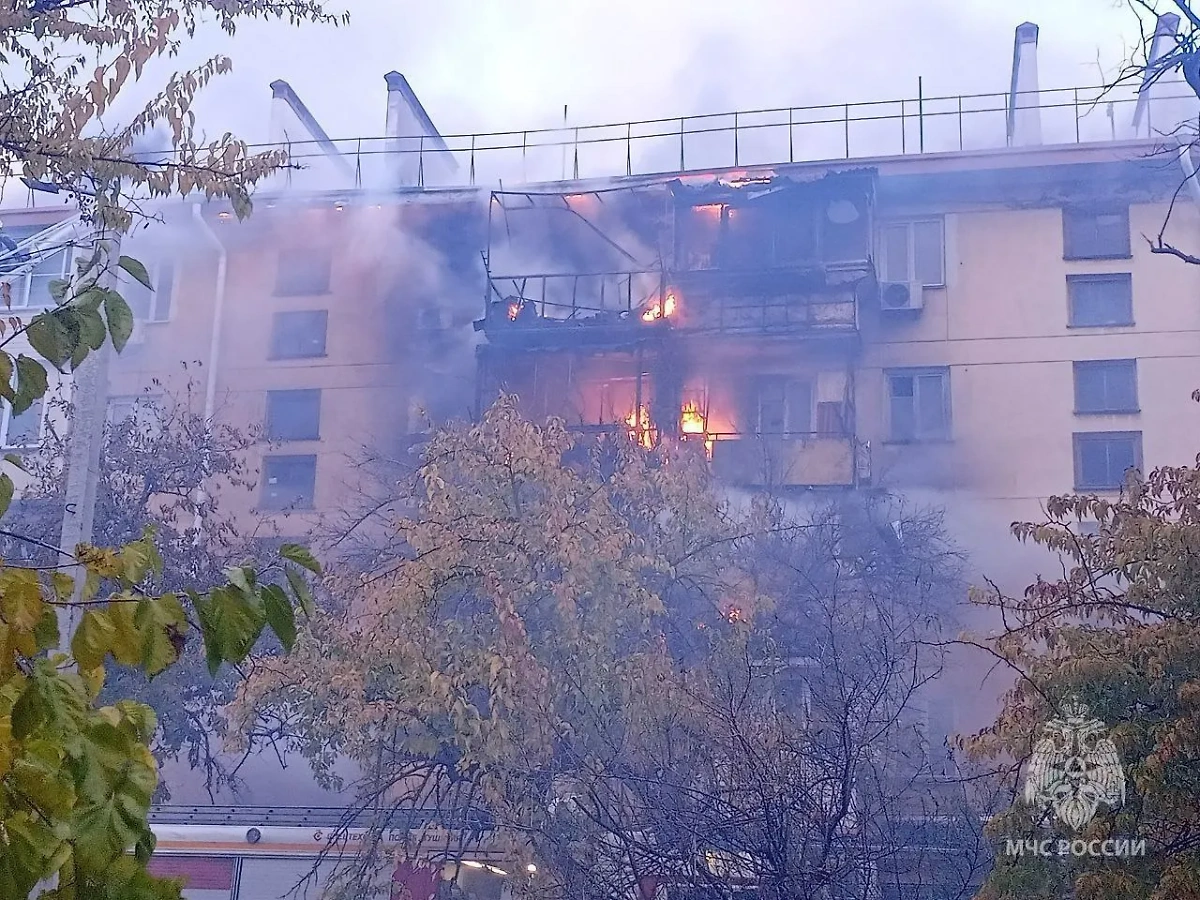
[1007,22,1042,147]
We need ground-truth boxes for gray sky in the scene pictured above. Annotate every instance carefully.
[164,0,1143,148]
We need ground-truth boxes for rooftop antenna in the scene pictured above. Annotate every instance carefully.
[561,105,568,181]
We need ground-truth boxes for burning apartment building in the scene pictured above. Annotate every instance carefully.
[2,12,1200,899]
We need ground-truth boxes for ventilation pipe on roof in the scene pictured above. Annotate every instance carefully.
[1007,22,1042,147]
[1132,13,1199,139]
[384,71,456,188]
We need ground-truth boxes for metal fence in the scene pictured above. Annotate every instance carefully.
[257,82,1194,192]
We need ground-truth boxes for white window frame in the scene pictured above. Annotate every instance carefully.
[117,259,176,323]
[886,367,951,442]
[7,241,75,310]
[1,395,45,449]
[877,217,946,288]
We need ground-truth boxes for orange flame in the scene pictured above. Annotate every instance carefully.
[642,290,678,323]
[693,203,724,216]
[625,406,655,449]
[680,401,714,459]
[508,302,521,321]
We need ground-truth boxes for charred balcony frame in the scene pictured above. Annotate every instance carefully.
[474,174,878,488]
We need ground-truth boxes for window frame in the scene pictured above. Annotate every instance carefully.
[265,388,322,442]
[1073,430,1143,491]
[885,366,951,442]
[273,248,333,297]
[1,395,45,449]
[1073,359,1139,414]
[752,376,813,436]
[260,453,317,511]
[118,259,177,323]
[876,217,946,288]
[9,241,75,309]
[1067,273,1134,328]
[1062,205,1132,261]
[269,309,329,360]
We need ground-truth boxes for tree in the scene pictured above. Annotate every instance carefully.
[0,0,342,895]
[964,396,1200,899]
[3,377,304,800]
[233,398,988,900]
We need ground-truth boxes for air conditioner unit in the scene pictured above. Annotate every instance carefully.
[879,280,925,311]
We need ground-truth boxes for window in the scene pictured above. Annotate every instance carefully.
[751,377,812,435]
[1074,360,1138,413]
[1063,206,1131,259]
[1068,274,1133,327]
[3,397,43,448]
[274,248,331,296]
[266,389,321,441]
[118,260,175,322]
[106,394,162,434]
[1074,431,1142,490]
[887,368,950,441]
[269,310,328,359]
[878,219,944,286]
[261,454,316,510]
[15,243,71,308]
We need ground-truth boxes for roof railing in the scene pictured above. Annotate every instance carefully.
[250,82,1196,192]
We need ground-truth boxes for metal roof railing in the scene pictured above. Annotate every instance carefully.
[254,82,1195,192]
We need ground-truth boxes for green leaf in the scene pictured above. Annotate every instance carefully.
[48,277,70,302]
[12,355,47,415]
[224,565,254,595]
[0,352,12,403]
[280,542,322,575]
[75,305,107,351]
[133,595,188,676]
[102,288,135,353]
[262,584,296,652]
[118,256,153,290]
[4,452,27,471]
[0,472,13,519]
[193,586,266,675]
[23,313,71,371]
[285,565,315,618]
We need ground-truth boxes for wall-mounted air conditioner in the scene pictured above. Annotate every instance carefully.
[879,280,925,311]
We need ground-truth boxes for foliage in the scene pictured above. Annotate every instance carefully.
[0,0,341,894]
[234,397,986,900]
[966,408,1200,900]
[4,378,304,800]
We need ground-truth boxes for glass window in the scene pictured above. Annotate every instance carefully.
[887,368,949,441]
[120,260,175,322]
[275,248,332,296]
[266,389,322,441]
[22,244,70,307]
[1074,431,1142,490]
[1074,360,1138,413]
[754,377,811,434]
[270,310,329,359]
[3,397,43,448]
[1063,206,1131,259]
[261,454,317,510]
[878,219,944,286]
[1068,274,1133,327]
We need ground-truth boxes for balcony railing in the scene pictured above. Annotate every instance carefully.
[710,433,865,488]
[255,82,1192,192]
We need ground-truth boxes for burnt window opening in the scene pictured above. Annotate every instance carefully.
[679,195,868,271]
[270,310,328,359]
[274,248,332,296]
[1068,274,1133,327]
[878,219,944,286]
[1073,431,1142,491]
[1063,206,1131,260]
[887,368,950,442]
[261,454,317,510]
[1074,360,1138,414]
[266,389,322,441]
[744,377,812,436]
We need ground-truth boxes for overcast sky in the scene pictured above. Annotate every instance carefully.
[162,0,1149,148]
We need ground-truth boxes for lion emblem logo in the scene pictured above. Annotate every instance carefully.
[1024,697,1125,832]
